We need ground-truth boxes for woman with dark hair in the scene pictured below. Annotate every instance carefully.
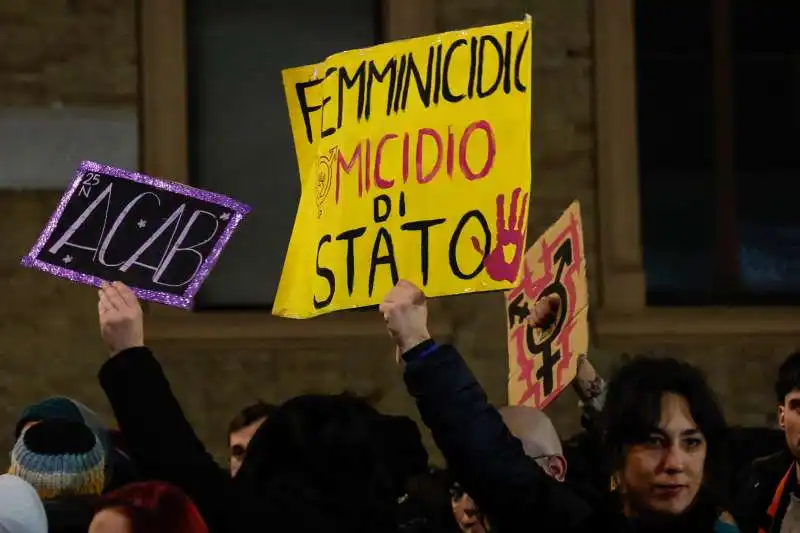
[88,481,208,533]
[382,279,739,533]
[599,356,734,528]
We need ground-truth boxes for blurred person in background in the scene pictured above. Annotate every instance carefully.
[9,419,104,532]
[735,351,800,532]
[0,474,48,533]
[15,396,138,492]
[227,401,276,477]
[89,481,208,533]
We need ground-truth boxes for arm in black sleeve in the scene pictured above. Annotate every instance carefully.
[402,341,593,532]
[99,347,228,530]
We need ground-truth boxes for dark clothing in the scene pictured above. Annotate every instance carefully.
[734,450,795,533]
[402,341,730,533]
[380,415,430,492]
[727,428,785,481]
[561,428,608,505]
[99,347,230,531]
[44,496,97,533]
[99,346,418,533]
[103,431,142,492]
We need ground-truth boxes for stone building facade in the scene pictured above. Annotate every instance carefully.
[0,0,795,465]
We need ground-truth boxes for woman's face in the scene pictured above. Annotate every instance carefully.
[89,508,132,533]
[618,392,707,517]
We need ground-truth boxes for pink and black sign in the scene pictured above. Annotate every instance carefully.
[21,161,250,309]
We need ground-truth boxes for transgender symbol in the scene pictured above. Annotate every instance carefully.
[314,147,338,218]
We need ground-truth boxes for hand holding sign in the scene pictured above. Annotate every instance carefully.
[98,281,143,357]
[379,280,431,356]
[505,201,588,409]
[529,293,561,330]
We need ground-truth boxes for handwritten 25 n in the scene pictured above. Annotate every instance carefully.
[312,187,529,309]
[49,175,225,289]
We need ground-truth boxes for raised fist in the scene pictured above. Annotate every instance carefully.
[379,280,431,356]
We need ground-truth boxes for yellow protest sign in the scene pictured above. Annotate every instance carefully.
[274,18,533,318]
[506,201,588,408]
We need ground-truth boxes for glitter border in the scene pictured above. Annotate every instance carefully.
[20,161,251,310]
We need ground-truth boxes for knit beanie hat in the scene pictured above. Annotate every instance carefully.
[0,474,48,533]
[12,396,134,492]
[8,419,105,500]
[15,397,111,456]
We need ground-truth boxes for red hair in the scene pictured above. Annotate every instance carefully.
[95,481,208,533]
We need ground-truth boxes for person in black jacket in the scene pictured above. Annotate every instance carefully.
[95,281,425,533]
[379,280,738,533]
[734,351,800,533]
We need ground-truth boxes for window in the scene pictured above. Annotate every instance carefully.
[185,0,382,308]
[636,1,800,306]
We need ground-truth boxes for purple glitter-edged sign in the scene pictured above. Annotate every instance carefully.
[20,160,251,310]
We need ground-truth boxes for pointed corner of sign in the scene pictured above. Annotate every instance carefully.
[522,13,533,25]
[271,306,294,319]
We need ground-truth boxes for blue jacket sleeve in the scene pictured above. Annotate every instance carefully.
[402,341,593,532]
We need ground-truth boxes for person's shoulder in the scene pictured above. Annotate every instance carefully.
[748,449,794,481]
[44,495,97,531]
[752,449,792,467]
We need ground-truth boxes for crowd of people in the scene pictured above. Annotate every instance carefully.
[0,280,798,532]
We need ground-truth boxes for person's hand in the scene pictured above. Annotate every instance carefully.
[379,280,431,358]
[528,293,560,330]
[527,293,603,403]
[98,281,144,357]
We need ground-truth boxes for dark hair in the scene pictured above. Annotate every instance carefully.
[44,495,98,533]
[94,481,208,533]
[601,356,728,498]
[229,393,398,532]
[398,467,461,533]
[227,401,276,436]
[775,351,800,404]
[376,414,429,491]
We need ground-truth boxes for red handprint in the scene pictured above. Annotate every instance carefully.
[472,188,529,282]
